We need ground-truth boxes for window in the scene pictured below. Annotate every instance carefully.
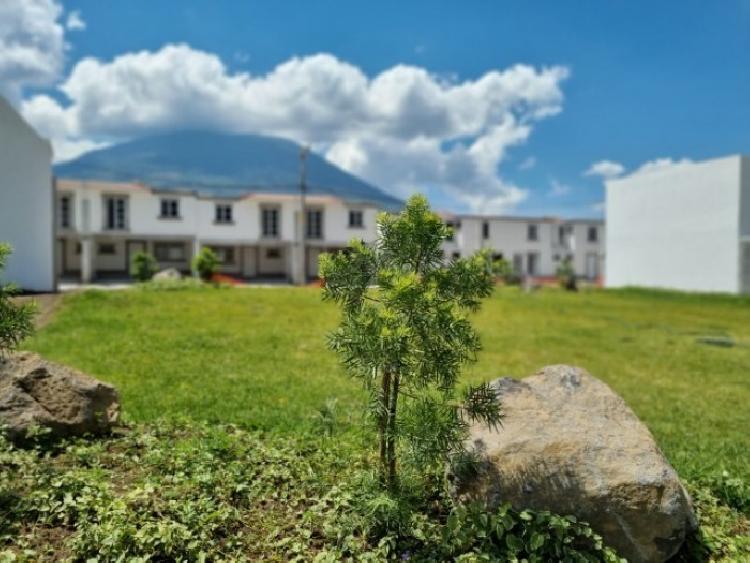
[266,248,281,259]
[98,243,116,256]
[75,242,81,255]
[482,221,490,240]
[154,242,186,262]
[306,209,323,239]
[452,251,461,260]
[261,207,280,238]
[104,196,127,230]
[215,203,233,224]
[210,246,235,264]
[59,195,72,229]
[160,198,180,219]
[349,209,364,228]
[527,224,538,241]
[588,226,598,243]
[492,253,504,262]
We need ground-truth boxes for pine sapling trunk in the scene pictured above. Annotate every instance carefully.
[386,372,400,491]
[379,369,392,486]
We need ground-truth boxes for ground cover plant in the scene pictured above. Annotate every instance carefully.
[7,282,749,559]
[0,244,35,356]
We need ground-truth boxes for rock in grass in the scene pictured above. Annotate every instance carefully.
[0,352,120,443]
[450,365,697,563]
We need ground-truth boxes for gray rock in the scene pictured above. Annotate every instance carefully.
[450,365,697,563]
[0,352,120,443]
[153,268,182,281]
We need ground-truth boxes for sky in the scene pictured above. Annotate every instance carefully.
[2,1,749,218]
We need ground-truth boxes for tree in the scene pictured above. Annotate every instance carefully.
[320,195,501,490]
[556,256,577,291]
[191,247,219,282]
[130,251,159,282]
[493,257,521,286]
[0,244,36,356]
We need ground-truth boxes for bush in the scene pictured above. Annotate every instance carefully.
[129,251,159,282]
[0,243,36,356]
[557,256,577,291]
[493,257,521,285]
[191,247,219,282]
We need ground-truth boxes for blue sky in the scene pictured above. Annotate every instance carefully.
[4,1,749,217]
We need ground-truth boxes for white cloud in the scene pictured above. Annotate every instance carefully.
[0,0,66,101]
[548,178,570,197]
[632,157,694,176]
[65,10,86,31]
[518,156,536,170]
[584,159,625,179]
[18,43,569,212]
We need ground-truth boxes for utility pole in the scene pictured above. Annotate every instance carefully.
[296,145,309,285]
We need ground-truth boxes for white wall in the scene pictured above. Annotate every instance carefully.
[0,97,54,291]
[606,155,742,293]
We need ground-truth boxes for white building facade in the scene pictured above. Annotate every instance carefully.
[606,155,750,294]
[54,179,381,283]
[441,214,605,279]
[0,97,55,292]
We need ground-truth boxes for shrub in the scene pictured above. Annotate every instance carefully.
[191,247,219,282]
[557,256,577,291]
[320,195,500,491]
[129,251,159,282]
[0,243,36,356]
[493,257,521,285]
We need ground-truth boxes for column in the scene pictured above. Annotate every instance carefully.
[80,237,93,283]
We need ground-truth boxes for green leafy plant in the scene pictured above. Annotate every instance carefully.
[493,257,521,286]
[557,256,577,291]
[320,195,500,490]
[129,251,159,282]
[0,243,36,356]
[191,247,219,282]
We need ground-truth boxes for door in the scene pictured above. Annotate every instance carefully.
[586,253,598,279]
[527,253,538,276]
[742,243,750,293]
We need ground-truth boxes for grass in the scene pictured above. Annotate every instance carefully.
[26,285,750,482]
[10,284,750,560]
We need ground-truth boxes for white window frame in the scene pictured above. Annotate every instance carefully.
[214,203,233,224]
[348,209,364,229]
[527,224,538,242]
[306,208,324,240]
[58,193,74,229]
[160,198,180,219]
[103,195,128,231]
[261,206,280,238]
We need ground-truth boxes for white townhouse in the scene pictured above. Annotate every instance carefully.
[441,214,605,280]
[606,154,750,294]
[0,96,55,292]
[54,179,382,284]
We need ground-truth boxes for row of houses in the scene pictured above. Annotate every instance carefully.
[0,98,605,291]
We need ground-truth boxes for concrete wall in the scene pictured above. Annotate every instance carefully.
[0,97,54,291]
[606,155,742,293]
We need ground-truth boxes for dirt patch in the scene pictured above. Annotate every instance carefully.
[13,293,63,329]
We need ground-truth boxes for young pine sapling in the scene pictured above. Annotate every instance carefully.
[0,244,36,356]
[320,195,501,490]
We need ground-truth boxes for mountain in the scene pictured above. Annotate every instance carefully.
[54,130,403,210]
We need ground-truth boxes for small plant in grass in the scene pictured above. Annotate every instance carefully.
[0,243,36,356]
[320,195,501,491]
[493,257,521,286]
[191,247,219,282]
[129,251,159,282]
[557,256,577,291]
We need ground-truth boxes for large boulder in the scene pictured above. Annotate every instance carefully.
[0,352,120,443]
[451,365,697,563]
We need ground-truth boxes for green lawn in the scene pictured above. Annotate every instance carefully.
[26,285,750,482]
